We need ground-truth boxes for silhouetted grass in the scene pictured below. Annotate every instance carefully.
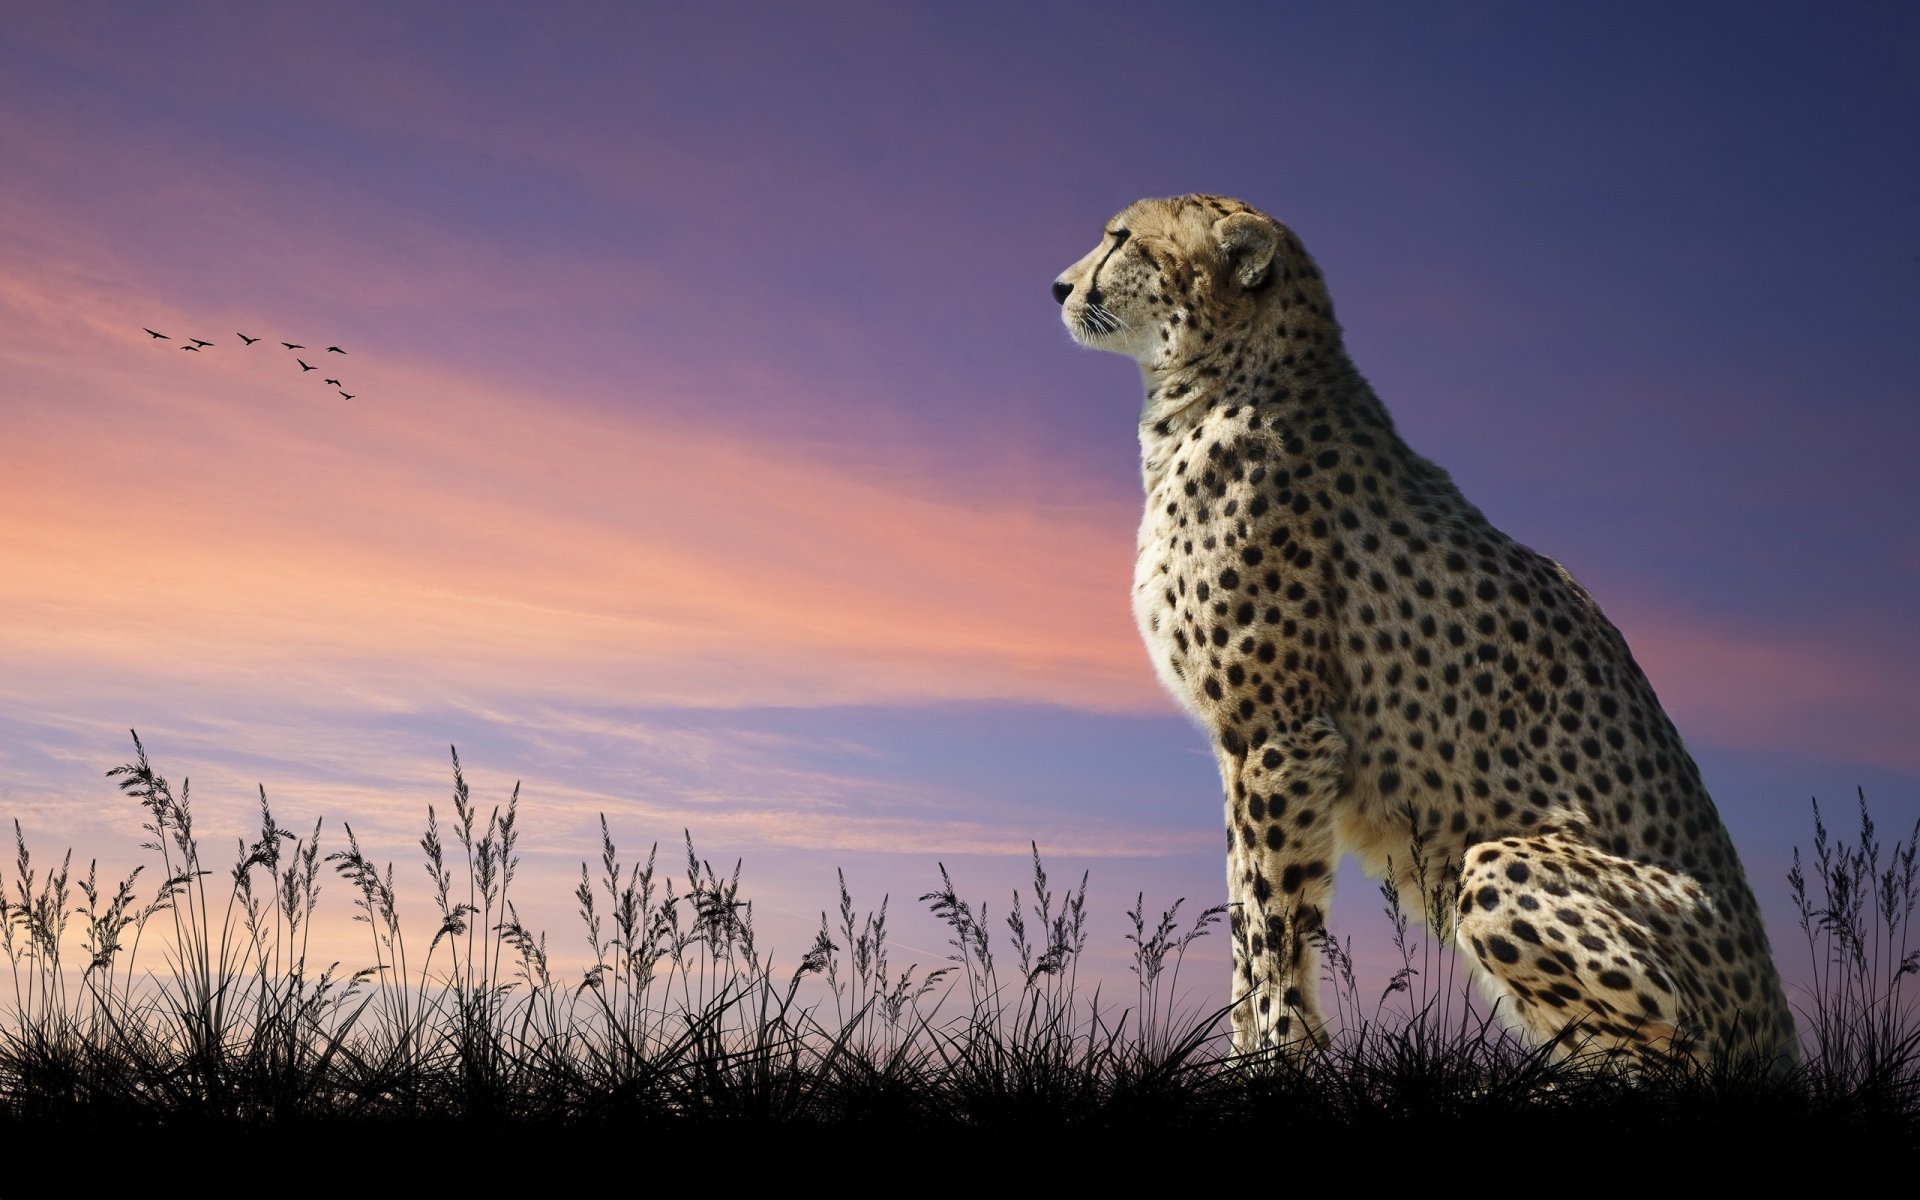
[0,732,1914,1156]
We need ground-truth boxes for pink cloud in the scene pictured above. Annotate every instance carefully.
[0,234,1155,716]
[1609,601,1919,774]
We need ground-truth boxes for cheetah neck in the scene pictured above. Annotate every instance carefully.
[1136,362,1211,429]
[1136,337,1374,492]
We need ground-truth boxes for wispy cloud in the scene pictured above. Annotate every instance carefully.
[0,226,1153,721]
[1613,602,1920,775]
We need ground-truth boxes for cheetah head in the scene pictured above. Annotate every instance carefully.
[1053,194,1326,370]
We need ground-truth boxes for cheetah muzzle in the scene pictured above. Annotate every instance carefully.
[1053,194,1796,1068]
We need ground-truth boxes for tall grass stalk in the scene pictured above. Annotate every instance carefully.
[1789,789,1920,1099]
[0,735,1913,1142]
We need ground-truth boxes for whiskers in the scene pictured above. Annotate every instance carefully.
[1074,301,1125,339]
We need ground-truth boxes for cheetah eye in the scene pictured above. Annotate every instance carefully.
[1107,228,1131,246]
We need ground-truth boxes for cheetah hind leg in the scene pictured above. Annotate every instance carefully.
[1455,834,1704,1067]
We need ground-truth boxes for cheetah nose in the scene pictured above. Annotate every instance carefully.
[1051,279,1073,305]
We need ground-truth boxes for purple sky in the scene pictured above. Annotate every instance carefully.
[2,1,1916,1018]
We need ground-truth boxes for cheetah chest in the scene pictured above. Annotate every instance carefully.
[1132,486,1194,711]
[1131,427,1278,719]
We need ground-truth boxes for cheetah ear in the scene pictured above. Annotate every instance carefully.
[1213,211,1279,290]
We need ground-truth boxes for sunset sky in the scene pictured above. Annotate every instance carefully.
[2,2,1916,1013]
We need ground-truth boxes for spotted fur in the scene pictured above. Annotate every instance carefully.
[1053,194,1796,1066]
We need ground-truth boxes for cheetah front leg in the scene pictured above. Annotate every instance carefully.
[1221,713,1348,1055]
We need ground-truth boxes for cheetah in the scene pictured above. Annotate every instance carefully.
[1052,194,1797,1068]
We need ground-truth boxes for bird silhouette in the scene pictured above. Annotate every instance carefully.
[282,342,304,350]
[238,333,260,345]
[182,345,200,352]
[324,378,342,386]
[297,359,316,372]
[325,346,346,354]
[339,391,355,400]
[144,328,170,339]
[190,338,214,347]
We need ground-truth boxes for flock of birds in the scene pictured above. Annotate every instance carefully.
[142,327,360,399]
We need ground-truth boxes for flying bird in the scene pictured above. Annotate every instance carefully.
[325,346,346,354]
[182,345,200,352]
[144,328,169,339]
[190,338,214,348]
[282,342,304,350]
[297,359,316,372]
[339,391,355,400]
[238,333,260,344]
[324,378,341,386]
